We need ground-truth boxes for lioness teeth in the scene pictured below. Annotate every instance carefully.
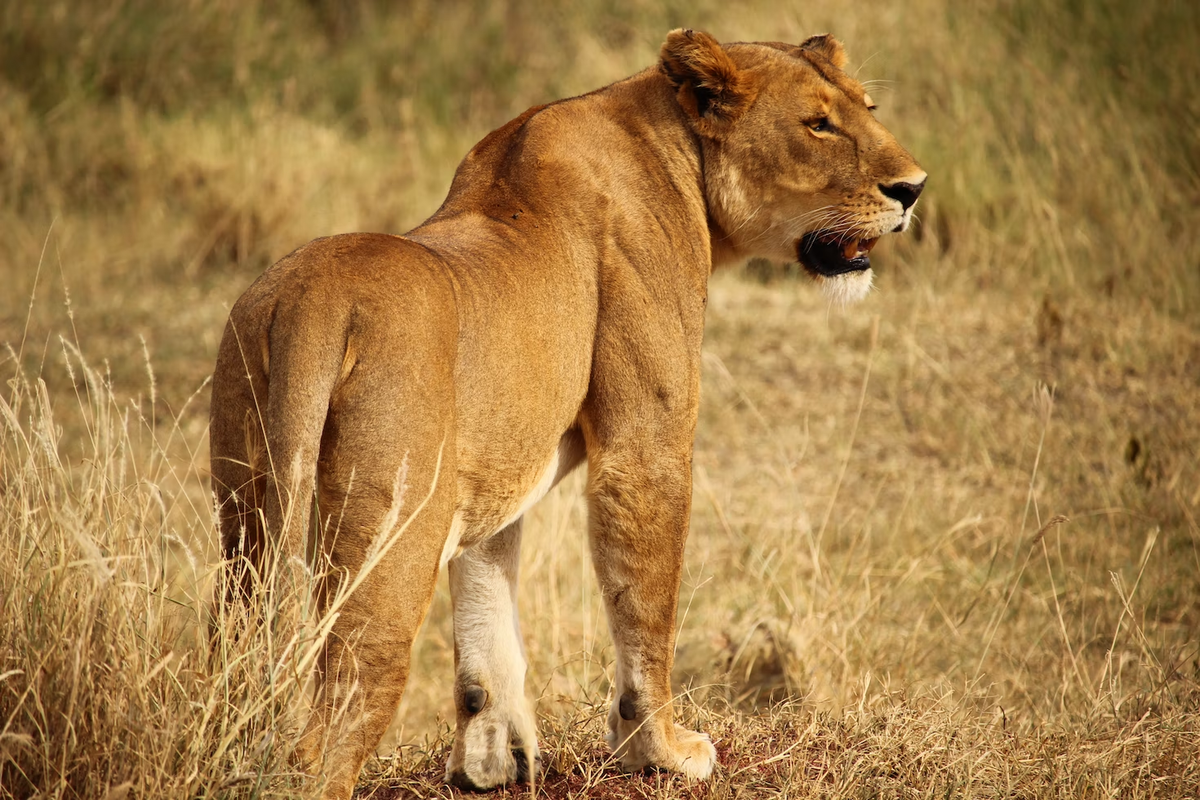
[839,237,879,260]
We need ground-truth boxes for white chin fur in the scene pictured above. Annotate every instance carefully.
[820,269,874,306]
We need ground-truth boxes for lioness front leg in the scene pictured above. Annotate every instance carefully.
[444,521,539,789]
[586,447,717,779]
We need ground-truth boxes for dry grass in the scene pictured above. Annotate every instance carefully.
[2,0,1198,798]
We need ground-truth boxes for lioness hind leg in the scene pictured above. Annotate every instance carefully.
[586,451,717,780]
[445,521,540,789]
[209,333,272,616]
[295,454,454,800]
[293,344,459,800]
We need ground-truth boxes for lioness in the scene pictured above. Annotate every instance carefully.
[210,29,924,798]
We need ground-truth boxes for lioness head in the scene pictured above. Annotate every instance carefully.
[661,30,926,303]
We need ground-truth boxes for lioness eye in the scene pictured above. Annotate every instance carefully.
[807,117,832,133]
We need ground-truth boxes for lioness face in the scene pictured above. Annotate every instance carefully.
[701,36,927,303]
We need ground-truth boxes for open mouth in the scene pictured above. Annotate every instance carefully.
[797,232,879,276]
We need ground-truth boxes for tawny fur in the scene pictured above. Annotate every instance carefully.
[209,28,925,800]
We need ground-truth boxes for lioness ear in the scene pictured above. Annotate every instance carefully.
[660,29,757,135]
[799,33,848,69]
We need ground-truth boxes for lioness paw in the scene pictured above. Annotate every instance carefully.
[444,690,540,790]
[607,718,717,780]
[445,733,540,791]
[668,725,718,779]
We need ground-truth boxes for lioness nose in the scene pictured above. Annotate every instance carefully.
[880,179,925,210]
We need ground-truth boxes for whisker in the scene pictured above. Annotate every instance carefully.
[724,203,765,238]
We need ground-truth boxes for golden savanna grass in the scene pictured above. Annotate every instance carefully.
[2,1,1198,797]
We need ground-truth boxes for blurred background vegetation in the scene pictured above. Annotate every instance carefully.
[1,1,1198,797]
